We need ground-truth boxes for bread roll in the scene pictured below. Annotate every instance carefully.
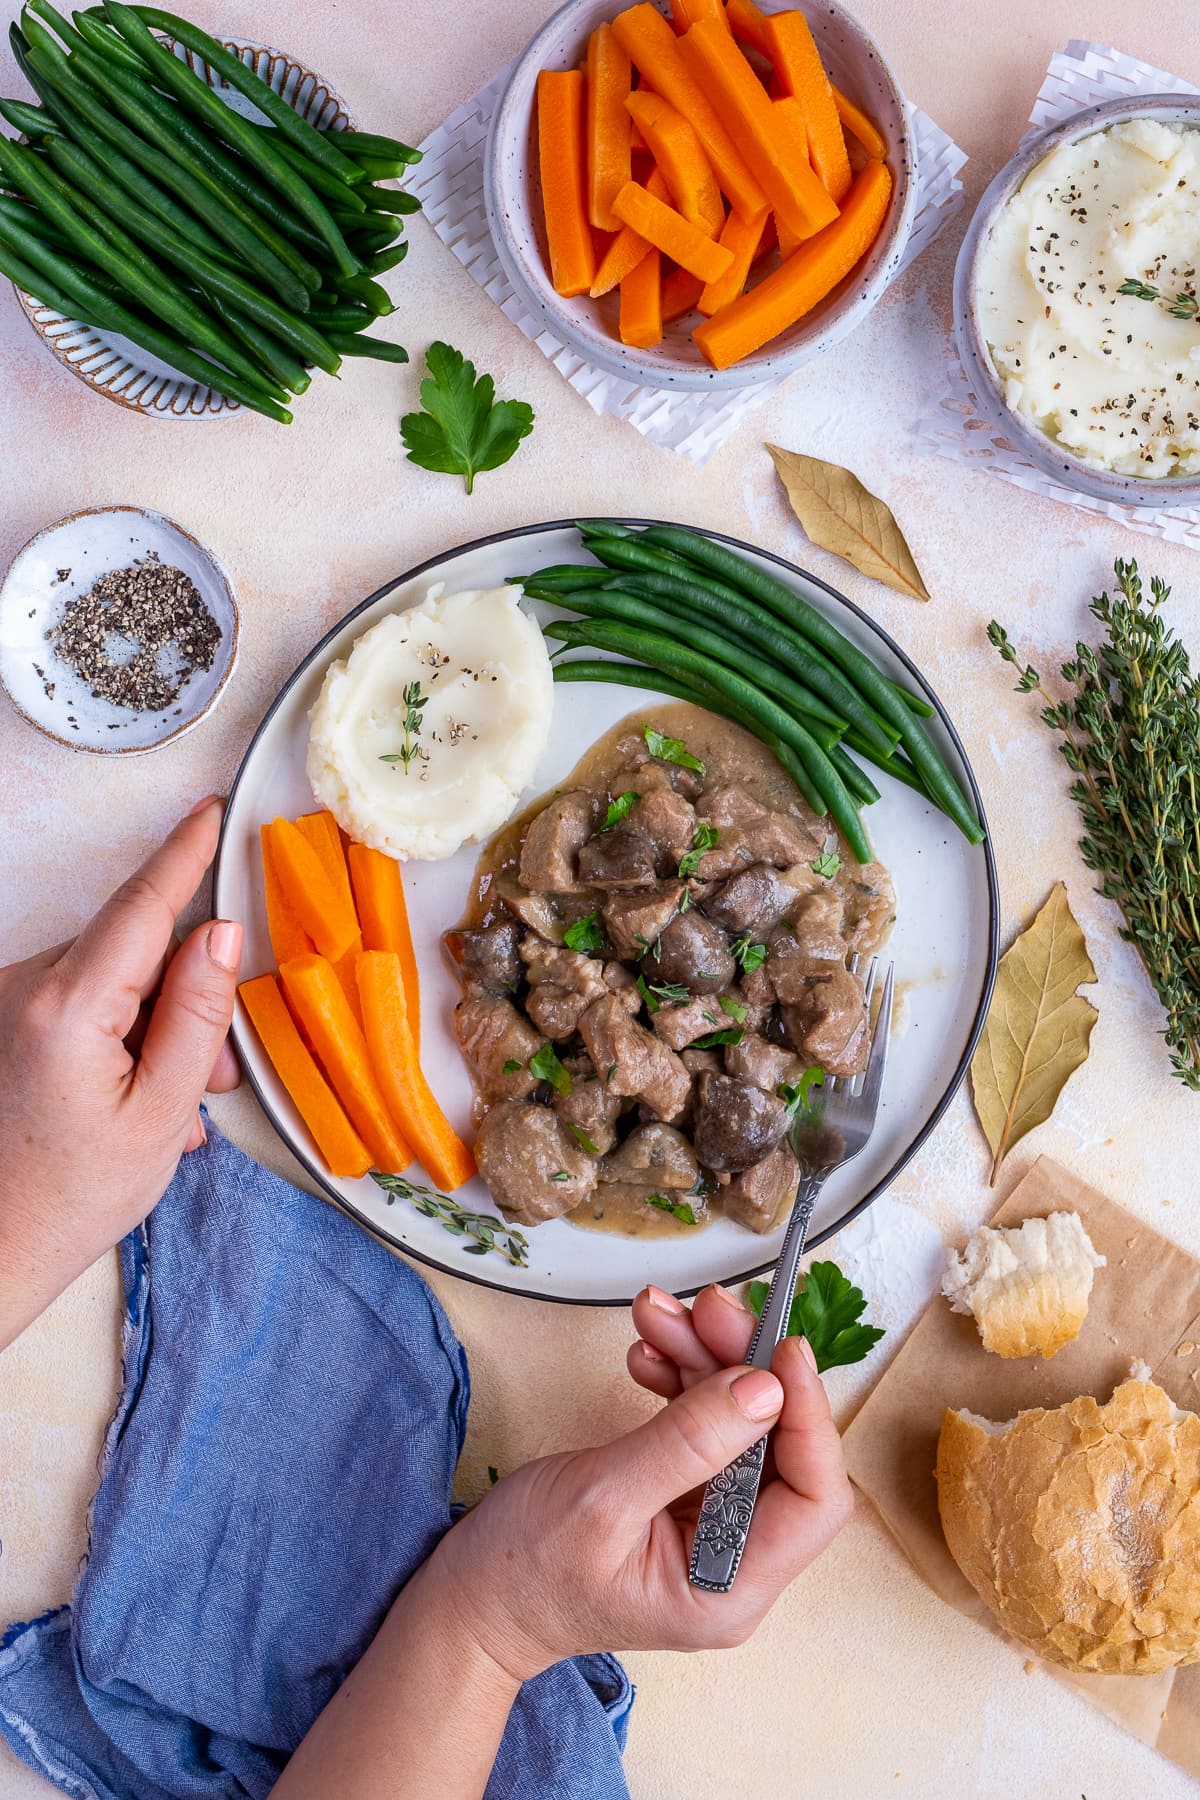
[937,1379,1200,1674]
[941,1211,1104,1358]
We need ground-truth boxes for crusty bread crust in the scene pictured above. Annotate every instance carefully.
[941,1211,1104,1359]
[937,1380,1200,1675]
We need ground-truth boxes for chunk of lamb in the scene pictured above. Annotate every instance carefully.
[578,994,691,1121]
[474,1100,596,1224]
[694,785,823,877]
[654,911,735,995]
[454,992,542,1102]
[724,1144,800,1234]
[601,1122,699,1190]
[725,1035,804,1093]
[553,1059,623,1155]
[601,883,684,959]
[520,937,607,1040]
[652,992,730,1052]
[612,748,704,802]
[603,960,642,1017]
[519,791,596,893]
[703,862,812,934]
[493,876,565,944]
[780,970,869,1077]
[443,920,521,995]
[632,784,696,871]
[784,890,851,961]
[692,1071,789,1172]
[577,822,658,888]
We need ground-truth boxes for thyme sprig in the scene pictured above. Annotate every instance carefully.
[371,1171,529,1267]
[379,680,429,773]
[1118,277,1199,322]
[989,559,1200,1089]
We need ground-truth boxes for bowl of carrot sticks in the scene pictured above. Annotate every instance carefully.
[485,0,915,390]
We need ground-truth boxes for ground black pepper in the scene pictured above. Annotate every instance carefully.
[46,552,219,713]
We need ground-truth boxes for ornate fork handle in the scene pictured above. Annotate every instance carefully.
[688,1166,830,1593]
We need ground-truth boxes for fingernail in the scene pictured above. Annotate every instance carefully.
[709,1283,749,1312]
[799,1336,819,1374]
[207,920,243,972]
[187,793,221,817]
[639,1341,668,1364]
[646,1284,684,1315]
[731,1368,784,1422]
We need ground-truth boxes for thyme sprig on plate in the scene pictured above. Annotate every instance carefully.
[371,1172,529,1267]
[379,680,428,773]
[990,559,1200,1089]
[1118,277,1200,322]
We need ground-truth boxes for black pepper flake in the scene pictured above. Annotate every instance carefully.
[46,552,220,713]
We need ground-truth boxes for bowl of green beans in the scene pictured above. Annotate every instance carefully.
[1,2,419,423]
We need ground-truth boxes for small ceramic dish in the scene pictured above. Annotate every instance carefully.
[954,93,1200,511]
[16,37,353,422]
[0,505,239,753]
[485,0,916,392]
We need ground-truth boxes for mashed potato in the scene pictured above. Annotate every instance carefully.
[307,583,553,861]
[979,118,1200,478]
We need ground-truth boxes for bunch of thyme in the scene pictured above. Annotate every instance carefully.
[989,560,1200,1089]
[371,1172,529,1268]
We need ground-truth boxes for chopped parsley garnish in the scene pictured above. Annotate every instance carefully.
[643,724,705,774]
[718,993,748,1023]
[778,1065,825,1118]
[633,930,662,961]
[563,911,604,953]
[549,1170,571,1183]
[635,973,660,1014]
[811,850,842,880]
[502,1058,523,1074]
[678,823,719,879]
[605,1063,618,1083]
[730,934,766,973]
[649,980,691,1004]
[647,1193,699,1225]
[568,1124,600,1154]
[529,1042,573,1094]
[746,1259,885,1372]
[691,1026,744,1049]
[679,887,692,912]
[601,790,640,831]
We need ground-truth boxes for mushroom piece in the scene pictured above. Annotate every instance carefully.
[653,911,736,995]
[691,1072,789,1172]
[474,1099,597,1224]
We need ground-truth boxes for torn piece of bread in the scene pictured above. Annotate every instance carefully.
[940,1211,1105,1359]
[937,1378,1200,1675]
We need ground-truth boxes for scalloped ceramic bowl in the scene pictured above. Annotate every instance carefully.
[954,93,1200,510]
[16,35,354,421]
[485,0,916,392]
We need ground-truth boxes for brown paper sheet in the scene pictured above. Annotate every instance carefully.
[842,1155,1200,1775]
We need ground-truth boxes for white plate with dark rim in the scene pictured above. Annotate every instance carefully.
[215,521,998,1305]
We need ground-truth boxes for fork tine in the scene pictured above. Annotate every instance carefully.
[855,960,894,1107]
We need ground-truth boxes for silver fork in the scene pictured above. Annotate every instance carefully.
[688,958,895,1593]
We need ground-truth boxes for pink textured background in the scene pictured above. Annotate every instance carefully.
[3,3,1200,1795]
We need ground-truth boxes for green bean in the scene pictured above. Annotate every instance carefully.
[125,6,361,182]
[304,302,373,331]
[0,214,292,418]
[357,184,420,216]
[325,333,408,361]
[40,132,341,374]
[362,241,408,277]
[544,617,871,862]
[352,153,408,183]
[19,23,318,304]
[26,0,90,57]
[346,225,402,258]
[102,3,359,276]
[0,190,71,247]
[638,523,984,844]
[211,298,311,393]
[842,729,927,797]
[0,95,58,135]
[319,127,421,165]
[324,272,393,315]
[827,743,880,808]
[515,565,614,589]
[274,135,368,206]
[889,678,934,718]
[70,6,147,69]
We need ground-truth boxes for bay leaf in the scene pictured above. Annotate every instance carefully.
[767,443,931,601]
[970,882,1098,1185]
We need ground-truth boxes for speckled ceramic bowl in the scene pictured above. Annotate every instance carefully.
[954,93,1200,511]
[485,0,916,392]
[0,506,238,752]
[16,37,354,422]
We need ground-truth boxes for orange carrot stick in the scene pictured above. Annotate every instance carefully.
[724,0,770,56]
[591,165,670,296]
[693,156,891,368]
[347,842,420,1052]
[585,24,633,231]
[625,89,724,235]
[677,20,839,241]
[267,818,359,965]
[671,0,730,32]
[611,4,765,219]
[296,810,364,1024]
[260,822,313,966]
[280,953,412,1173]
[765,12,852,203]
[619,242,663,347]
[537,69,596,297]
[357,952,476,1193]
[239,975,371,1179]
[698,204,769,314]
[831,83,887,160]
[661,266,705,321]
[612,180,733,283]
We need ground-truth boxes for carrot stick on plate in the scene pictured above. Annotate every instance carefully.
[698,204,770,314]
[831,83,888,160]
[267,819,359,965]
[765,11,852,203]
[347,842,421,1051]
[586,23,633,231]
[260,822,313,966]
[239,974,371,1179]
[295,810,364,1022]
[611,180,733,283]
[591,164,670,296]
[619,242,663,347]
[357,951,476,1193]
[537,68,596,296]
[724,0,771,57]
[280,952,413,1173]
[625,88,725,235]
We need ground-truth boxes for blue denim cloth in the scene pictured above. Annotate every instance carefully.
[0,1123,632,1798]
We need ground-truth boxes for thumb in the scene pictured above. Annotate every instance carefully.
[132,919,242,1131]
[590,1364,784,1518]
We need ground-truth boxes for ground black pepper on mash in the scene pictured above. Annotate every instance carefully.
[47,553,219,712]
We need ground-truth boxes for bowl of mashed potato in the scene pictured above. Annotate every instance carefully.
[954,95,1200,507]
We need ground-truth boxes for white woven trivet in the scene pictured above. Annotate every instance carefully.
[408,65,966,465]
[918,42,1200,551]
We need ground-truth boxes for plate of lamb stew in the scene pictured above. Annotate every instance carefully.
[217,521,999,1304]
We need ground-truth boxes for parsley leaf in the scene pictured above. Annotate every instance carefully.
[746,1260,885,1373]
[647,1193,699,1225]
[691,1026,744,1049]
[568,1123,600,1154]
[778,1065,825,1119]
[528,1042,573,1094]
[502,1058,523,1074]
[549,1170,571,1183]
[602,790,640,831]
[718,993,748,1023]
[635,973,660,1014]
[563,911,604,953]
[730,934,766,973]
[649,979,691,1003]
[400,342,534,494]
[811,850,843,880]
[678,823,719,879]
[643,723,705,773]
